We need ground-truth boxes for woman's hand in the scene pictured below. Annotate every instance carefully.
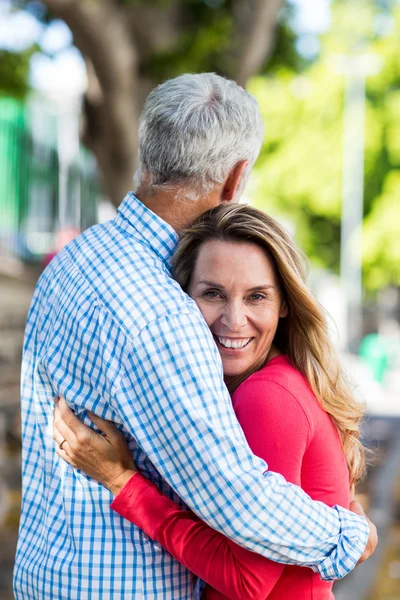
[53,397,137,495]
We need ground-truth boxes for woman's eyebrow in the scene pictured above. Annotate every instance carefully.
[248,285,275,292]
[197,280,223,287]
[196,281,275,291]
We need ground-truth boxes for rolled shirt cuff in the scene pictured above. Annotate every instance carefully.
[314,505,370,581]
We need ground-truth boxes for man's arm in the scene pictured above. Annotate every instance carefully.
[110,310,371,580]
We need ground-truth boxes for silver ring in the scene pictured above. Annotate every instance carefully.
[59,438,67,450]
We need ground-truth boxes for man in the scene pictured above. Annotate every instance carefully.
[14,73,376,599]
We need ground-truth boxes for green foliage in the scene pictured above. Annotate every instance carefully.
[144,0,303,80]
[145,14,233,79]
[249,65,344,272]
[0,48,34,99]
[363,171,400,289]
[249,3,400,291]
[266,2,309,74]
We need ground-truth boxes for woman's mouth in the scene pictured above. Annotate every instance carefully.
[214,336,253,350]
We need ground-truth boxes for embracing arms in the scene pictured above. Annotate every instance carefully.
[53,378,374,599]
[53,309,376,583]
[103,312,374,578]
[54,395,284,600]
[53,308,371,579]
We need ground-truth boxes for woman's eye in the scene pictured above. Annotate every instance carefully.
[249,293,266,302]
[203,290,221,299]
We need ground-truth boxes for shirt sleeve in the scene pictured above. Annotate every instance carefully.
[110,310,369,580]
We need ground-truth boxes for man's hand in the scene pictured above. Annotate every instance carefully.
[350,500,378,564]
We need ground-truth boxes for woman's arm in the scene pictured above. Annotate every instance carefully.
[111,472,284,600]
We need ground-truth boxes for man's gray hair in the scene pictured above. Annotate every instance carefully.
[134,73,264,200]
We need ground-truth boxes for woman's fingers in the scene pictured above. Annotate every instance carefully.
[55,444,76,467]
[57,397,87,434]
[53,398,102,459]
[52,397,137,492]
[53,402,77,447]
[53,424,68,449]
[88,412,120,439]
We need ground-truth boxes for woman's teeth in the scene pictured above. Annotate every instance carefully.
[216,337,252,349]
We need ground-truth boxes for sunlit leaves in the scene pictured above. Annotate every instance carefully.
[248,4,400,291]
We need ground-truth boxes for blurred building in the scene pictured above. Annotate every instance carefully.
[0,92,99,269]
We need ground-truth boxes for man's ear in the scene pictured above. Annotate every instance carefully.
[221,160,248,202]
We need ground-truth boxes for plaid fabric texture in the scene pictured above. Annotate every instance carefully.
[14,194,369,599]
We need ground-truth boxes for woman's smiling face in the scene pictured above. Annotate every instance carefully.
[188,239,288,380]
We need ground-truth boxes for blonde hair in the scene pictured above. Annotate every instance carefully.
[173,203,365,486]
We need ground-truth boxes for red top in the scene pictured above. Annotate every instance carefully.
[111,355,350,599]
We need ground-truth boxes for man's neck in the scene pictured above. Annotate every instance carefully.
[135,186,222,233]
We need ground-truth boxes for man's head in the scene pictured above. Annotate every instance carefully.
[134,73,264,205]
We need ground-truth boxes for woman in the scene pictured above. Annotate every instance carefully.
[54,204,365,599]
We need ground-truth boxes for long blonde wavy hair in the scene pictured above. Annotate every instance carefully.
[173,203,365,486]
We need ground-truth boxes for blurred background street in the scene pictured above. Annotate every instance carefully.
[1,0,399,598]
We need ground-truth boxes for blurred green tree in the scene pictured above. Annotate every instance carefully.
[249,1,400,291]
[0,48,33,99]
[24,0,291,207]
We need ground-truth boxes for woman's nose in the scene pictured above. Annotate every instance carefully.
[221,303,247,331]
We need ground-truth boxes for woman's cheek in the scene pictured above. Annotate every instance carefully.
[195,300,218,328]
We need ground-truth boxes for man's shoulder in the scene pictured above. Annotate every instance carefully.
[38,221,196,340]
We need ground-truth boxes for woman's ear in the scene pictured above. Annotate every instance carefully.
[279,301,288,319]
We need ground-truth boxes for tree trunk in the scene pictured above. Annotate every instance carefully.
[43,0,141,206]
[42,0,282,207]
[231,0,283,87]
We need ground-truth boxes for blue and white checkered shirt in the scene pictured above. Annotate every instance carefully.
[15,193,369,599]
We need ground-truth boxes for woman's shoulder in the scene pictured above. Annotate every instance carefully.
[243,355,312,396]
[232,356,314,456]
[232,355,321,423]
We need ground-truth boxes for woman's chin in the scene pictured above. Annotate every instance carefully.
[222,362,251,380]
[221,350,271,382]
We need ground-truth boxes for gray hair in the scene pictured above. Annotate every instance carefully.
[133,73,264,200]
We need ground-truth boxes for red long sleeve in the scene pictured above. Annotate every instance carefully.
[111,367,315,599]
[112,472,283,600]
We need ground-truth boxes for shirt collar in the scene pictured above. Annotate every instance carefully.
[115,193,179,269]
